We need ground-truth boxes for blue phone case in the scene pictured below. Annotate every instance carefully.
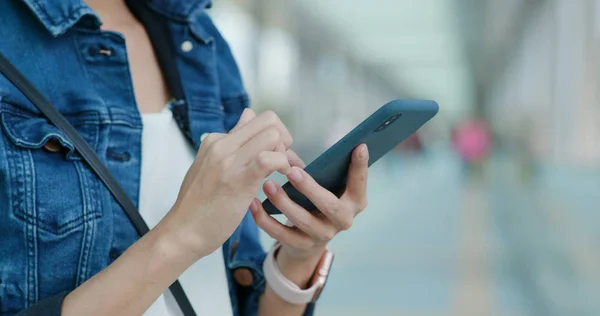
[262,99,439,215]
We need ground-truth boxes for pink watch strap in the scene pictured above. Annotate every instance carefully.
[263,243,331,305]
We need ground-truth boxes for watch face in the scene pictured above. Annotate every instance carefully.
[312,252,334,302]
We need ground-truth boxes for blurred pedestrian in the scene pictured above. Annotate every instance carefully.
[452,119,493,178]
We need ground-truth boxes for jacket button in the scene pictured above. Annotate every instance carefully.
[181,41,193,52]
[43,138,61,152]
[109,248,120,260]
[233,268,253,287]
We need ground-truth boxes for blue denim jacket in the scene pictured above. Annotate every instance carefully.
[0,1,315,315]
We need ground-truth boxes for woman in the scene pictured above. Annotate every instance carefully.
[0,0,369,315]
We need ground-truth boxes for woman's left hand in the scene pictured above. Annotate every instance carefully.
[249,144,369,261]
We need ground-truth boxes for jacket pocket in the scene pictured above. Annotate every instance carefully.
[0,102,103,236]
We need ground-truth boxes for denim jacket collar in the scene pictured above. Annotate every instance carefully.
[19,0,212,37]
[19,0,100,37]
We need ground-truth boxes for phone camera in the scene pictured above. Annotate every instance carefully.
[375,113,401,132]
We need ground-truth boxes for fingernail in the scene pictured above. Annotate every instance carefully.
[287,167,302,182]
[264,181,278,195]
[359,145,369,161]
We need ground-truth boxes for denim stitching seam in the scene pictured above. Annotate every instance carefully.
[22,148,38,306]
[74,161,96,285]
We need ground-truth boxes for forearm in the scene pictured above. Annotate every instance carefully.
[61,220,198,316]
[258,250,322,316]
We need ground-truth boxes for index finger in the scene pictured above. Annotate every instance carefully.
[232,109,287,155]
[226,110,293,150]
[286,149,306,168]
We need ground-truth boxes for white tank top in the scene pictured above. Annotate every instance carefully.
[139,106,233,316]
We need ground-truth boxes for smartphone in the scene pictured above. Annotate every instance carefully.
[262,99,439,215]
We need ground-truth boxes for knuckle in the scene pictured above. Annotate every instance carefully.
[255,154,277,179]
[285,135,294,148]
[322,230,335,242]
[199,141,209,152]
[359,173,369,182]
[339,217,353,231]
[257,151,271,169]
[200,134,216,151]
[204,133,217,143]
[218,170,236,190]
[263,110,279,124]
[357,172,367,183]
[209,141,226,158]
[218,176,233,190]
[322,199,340,215]
[265,127,281,146]
[357,197,368,211]
[204,133,224,148]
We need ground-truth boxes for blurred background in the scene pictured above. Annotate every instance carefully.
[209,0,600,315]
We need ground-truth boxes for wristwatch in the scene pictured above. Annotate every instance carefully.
[263,242,334,305]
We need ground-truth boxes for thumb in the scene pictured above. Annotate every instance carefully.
[342,144,369,205]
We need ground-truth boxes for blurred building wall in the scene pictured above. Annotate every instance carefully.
[487,0,600,167]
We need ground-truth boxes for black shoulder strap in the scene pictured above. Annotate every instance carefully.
[0,52,197,316]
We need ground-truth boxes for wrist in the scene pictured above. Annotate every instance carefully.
[276,245,325,288]
[263,243,334,305]
[153,210,205,264]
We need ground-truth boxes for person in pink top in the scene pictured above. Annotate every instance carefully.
[452,119,493,177]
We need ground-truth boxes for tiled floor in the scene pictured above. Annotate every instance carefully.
[260,148,600,316]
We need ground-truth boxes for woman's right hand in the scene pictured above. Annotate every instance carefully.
[161,109,293,259]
